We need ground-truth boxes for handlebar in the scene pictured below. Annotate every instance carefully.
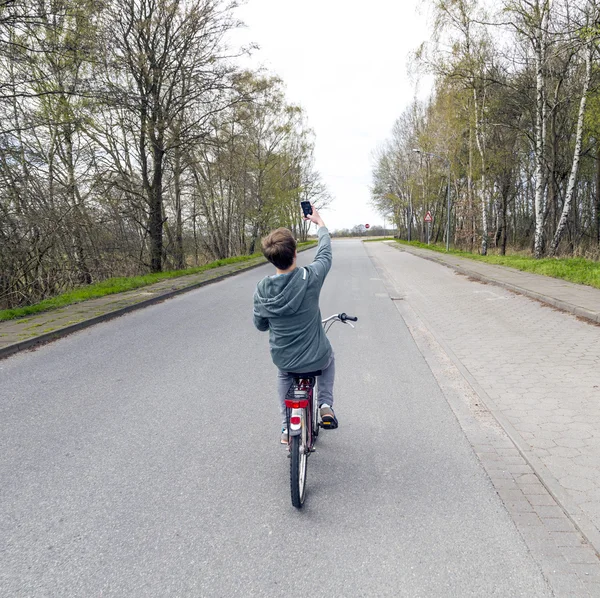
[322,313,358,332]
[339,313,358,322]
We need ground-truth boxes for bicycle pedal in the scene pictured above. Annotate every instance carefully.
[320,422,338,430]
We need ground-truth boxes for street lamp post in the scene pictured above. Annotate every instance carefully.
[413,148,451,251]
[407,187,412,242]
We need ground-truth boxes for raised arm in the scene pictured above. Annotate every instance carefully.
[305,205,332,279]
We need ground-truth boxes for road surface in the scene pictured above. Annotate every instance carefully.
[1,239,553,597]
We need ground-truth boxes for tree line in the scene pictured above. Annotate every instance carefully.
[372,0,600,259]
[0,0,329,309]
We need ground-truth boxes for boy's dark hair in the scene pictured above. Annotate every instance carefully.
[261,228,297,270]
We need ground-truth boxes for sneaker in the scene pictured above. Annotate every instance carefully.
[281,427,289,445]
[320,405,338,429]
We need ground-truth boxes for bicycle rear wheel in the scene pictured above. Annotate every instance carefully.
[290,418,308,508]
[312,387,319,439]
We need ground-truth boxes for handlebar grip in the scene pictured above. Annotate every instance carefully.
[339,313,358,322]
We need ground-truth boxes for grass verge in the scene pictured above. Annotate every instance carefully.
[390,239,600,290]
[0,242,317,322]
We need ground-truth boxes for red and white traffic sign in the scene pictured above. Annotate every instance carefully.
[424,211,433,223]
[365,223,370,229]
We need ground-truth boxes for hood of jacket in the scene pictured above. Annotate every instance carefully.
[254,267,308,318]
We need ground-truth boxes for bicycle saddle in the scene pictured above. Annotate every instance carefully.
[287,370,322,378]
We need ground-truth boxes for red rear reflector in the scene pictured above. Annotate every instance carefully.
[290,416,301,425]
[285,399,308,409]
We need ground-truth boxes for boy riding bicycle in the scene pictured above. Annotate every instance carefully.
[253,205,337,444]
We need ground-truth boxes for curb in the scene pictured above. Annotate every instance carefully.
[392,281,600,563]
[0,260,264,360]
[368,244,600,557]
[0,244,316,360]
[432,327,600,556]
[390,243,600,325]
[373,242,600,556]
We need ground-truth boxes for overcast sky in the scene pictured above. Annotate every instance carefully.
[233,0,432,231]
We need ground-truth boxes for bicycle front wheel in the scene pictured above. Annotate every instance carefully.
[290,425,308,508]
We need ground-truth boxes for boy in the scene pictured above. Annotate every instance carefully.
[253,205,337,444]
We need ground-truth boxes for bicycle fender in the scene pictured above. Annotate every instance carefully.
[289,408,303,435]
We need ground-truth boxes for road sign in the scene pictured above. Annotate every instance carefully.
[365,223,370,229]
[424,211,433,223]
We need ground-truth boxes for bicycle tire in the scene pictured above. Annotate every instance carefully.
[290,425,307,508]
[312,387,319,439]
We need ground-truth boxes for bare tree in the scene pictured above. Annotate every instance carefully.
[105,0,239,272]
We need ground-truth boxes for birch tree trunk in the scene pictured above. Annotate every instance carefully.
[468,115,475,251]
[549,39,593,256]
[596,145,600,246]
[173,146,185,270]
[533,0,550,258]
[474,86,488,255]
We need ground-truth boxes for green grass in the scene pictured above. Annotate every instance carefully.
[392,239,600,290]
[0,242,316,322]
[362,237,395,243]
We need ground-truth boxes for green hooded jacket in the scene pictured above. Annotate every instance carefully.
[253,227,332,373]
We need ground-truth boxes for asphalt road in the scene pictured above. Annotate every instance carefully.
[0,239,552,597]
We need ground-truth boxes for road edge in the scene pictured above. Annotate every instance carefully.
[387,242,600,325]
[388,277,600,594]
[0,244,316,360]
[367,242,600,559]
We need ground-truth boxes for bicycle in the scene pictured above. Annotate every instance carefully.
[284,312,358,508]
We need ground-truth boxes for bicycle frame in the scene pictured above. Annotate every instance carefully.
[285,376,317,508]
[285,313,356,442]
[286,313,357,508]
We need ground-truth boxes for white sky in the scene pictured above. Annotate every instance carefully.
[233,0,432,231]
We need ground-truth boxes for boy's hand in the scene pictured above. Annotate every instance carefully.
[304,204,325,228]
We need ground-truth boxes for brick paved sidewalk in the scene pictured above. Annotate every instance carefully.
[367,242,600,568]
[392,242,600,325]
[0,255,270,358]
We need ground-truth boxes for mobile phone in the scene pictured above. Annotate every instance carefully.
[301,201,313,217]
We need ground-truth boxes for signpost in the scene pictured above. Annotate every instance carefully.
[365,224,370,229]
[424,211,432,245]
[413,148,451,250]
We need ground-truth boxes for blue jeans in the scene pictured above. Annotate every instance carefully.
[277,353,335,427]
